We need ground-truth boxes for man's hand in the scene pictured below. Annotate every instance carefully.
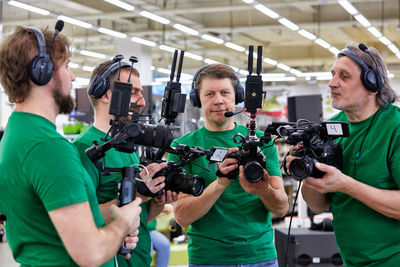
[284,145,302,174]
[122,229,139,260]
[137,162,168,201]
[303,162,350,194]
[238,166,270,195]
[153,190,179,205]
[216,147,239,186]
[110,197,142,234]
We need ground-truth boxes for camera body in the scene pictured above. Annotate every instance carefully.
[226,133,268,183]
[153,162,205,196]
[267,121,349,180]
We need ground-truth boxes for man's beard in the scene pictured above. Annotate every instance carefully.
[52,85,75,114]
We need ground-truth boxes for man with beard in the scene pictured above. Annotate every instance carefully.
[0,26,142,266]
[72,58,178,267]
[285,44,400,266]
[170,64,288,266]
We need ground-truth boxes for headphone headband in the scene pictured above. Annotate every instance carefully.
[189,64,244,107]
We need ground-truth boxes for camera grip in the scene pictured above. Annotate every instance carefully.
[215,163,237,180]
[118,241,132,255]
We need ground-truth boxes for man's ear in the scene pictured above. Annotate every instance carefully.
[100,89,112,103]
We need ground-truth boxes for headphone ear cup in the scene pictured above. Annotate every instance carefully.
[29,55,53,86]
[235,82,245,104]
[365,70,378,92]
[189,87,201,107]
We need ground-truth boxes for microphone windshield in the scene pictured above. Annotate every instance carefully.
[359,43,368,52]
[224,112,234,117]
[55,20,64,33]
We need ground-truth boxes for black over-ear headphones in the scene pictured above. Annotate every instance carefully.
[28,28,54,86]
[339,43,384,92]
[190,64,244,107]
[88,57,130,99]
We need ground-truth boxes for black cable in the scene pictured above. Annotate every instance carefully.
[284,180,302,267]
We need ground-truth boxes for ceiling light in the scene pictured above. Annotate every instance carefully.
[263,76,296,82]
[98,27,127,38]
[173,24,199,36]
[157,68,171,75]
[277,63,291,71]
[278,18,299,31]
[254,4,279,19]
[239,70,249,76]
[159,44,176,53]
[338,0,358,15]
[298,29,317,40]
[379,36,391,46]
[262,73,286,78]
[388,44,400,54]
[354,14,371,27]
[315,38,331,49]
[8,1,50,15]
[140,11,170,25]
[204,58,219,64]
[69,62,80,69]
[104,0,135,11]
[241,0,254,3]
[201,34,224,44]
[396,53,400,60]
[289,69,303,76]
[79,50,107,59]
[58,15,92,29]
[263,57,278,66]
[82,66,95,72]
[367,27,382,38]
[185,52,203,61]
[225,42,246,52]
[329,47,341,55]
[131,37,156,47]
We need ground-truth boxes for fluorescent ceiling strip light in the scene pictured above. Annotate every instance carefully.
[201,34,224,44]
[297,29,317,40]
[8,1,50,15]
[82,66,95,72]
[80,50,107,59]
[241,0,254,3]
[329,47,341,55]
[185,52,203,61]
[225,42,246,52]
[204,58,219,64]
[264,76,296,82]
[69,62,80,69]
[379,36,391,46]
[316,76,332,81]
[254,4,279,19]
[239,70,249,76]
[298,72,331,77]
[354,14,371,27]
[98,27,127,38]
[289,69,303,76]
[173,24,199,36]
[58,15,92,29]
[367,27,382,38]
[159,44,176,53]
[277,63,291,71]
[150,66,155,71]
[74,77,90,84]
[131,37,156,47]
[278,18,299,31]
[396,53,400,60]
[104,0,135,11]
[140,11,170,25]
[263,57,278,66]
[315,38,331,49]
[156,68,171,75]
[262,73,286,78]
[338,0,358,15]
[388,44,400,54]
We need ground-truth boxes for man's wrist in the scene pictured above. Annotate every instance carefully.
[152,198,165,206]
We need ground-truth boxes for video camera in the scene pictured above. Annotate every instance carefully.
[225,45,269,183]
[265,120,350,180]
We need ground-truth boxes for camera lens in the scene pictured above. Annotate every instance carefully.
[289,157,314,180]
[243,161,264,183]
[169,173,205,197]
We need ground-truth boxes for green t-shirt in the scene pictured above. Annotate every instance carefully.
[329,103,400,266]
[168,124,282,265]
[0,112,113,267]
[73,125,152,267]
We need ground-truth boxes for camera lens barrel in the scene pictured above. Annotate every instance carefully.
[289,156,324,180]
[243,161,264,183]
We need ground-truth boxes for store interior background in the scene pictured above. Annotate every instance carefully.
[1,0,400,266]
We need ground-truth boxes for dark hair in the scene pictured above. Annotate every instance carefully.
[88,60,140,106]
[339,45,398,106]
[0,26,72,103]
[195,64,238,93]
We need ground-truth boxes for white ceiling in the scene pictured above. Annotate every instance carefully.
[1,0,400,82]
